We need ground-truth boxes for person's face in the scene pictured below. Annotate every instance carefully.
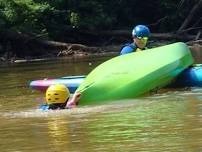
[134,37,148,49]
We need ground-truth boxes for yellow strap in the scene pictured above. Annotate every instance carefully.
[136,48,143,52]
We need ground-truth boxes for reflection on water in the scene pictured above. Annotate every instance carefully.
[45,117,70,152]
[0,56,202,151]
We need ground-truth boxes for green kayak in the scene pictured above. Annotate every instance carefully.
[77,42,194,105]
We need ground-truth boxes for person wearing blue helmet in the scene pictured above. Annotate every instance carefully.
[120,25,150,55]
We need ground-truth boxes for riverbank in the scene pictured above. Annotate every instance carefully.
[0,44,121,63]
[1,42,202,64]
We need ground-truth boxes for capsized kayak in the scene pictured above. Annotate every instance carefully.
[172,64,202,87]
[29,75,85,93]
[29,64,202,94]
[76,42,194,105]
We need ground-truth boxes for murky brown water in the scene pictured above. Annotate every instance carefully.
[0,55,202,152]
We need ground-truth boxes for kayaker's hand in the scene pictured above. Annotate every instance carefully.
[73,92,81,105]
[66,92,81,109]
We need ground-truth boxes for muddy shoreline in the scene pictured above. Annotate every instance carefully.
[0,45,121,63]
[1,43,202,64]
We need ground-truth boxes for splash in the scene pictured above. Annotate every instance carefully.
[1,99,146,119]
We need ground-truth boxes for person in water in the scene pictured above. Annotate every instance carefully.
[40,83,81,110]
[120,25,150,55]
[40,84,70,110]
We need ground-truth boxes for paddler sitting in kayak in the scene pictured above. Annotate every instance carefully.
[120,25,150,55]
[40,84,81,110]
[65,25,151,108]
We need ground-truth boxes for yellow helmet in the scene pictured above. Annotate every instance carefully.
[46,84,70,105]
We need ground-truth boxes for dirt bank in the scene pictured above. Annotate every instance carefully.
[1,42,201,64]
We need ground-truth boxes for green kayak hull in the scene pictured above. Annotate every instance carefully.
[77,42,194,105]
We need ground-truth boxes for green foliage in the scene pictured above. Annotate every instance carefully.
[69,11,80,28]
[0,0,200,37]
[0,0,52,35]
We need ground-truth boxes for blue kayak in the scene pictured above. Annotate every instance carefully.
[173,64,202,87]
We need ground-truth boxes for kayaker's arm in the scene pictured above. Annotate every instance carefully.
[65,92,81,109]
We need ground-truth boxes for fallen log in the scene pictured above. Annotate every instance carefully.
[95,30,198,41]
[0,29,201,59]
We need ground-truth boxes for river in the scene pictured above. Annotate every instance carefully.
[0,55,202,152]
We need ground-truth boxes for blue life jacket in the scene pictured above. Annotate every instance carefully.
[39,104,49,111]
[39,103,67,111]
[120,43,137,55]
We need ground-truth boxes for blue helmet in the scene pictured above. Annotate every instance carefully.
[132,25,150,38]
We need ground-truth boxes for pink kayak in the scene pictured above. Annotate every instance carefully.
[29,75,85,93]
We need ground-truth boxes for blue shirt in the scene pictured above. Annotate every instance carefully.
[120,43,137,55]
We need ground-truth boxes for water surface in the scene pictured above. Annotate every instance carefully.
[0,55,202,152]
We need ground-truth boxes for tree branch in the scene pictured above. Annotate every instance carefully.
[178,0,202,31]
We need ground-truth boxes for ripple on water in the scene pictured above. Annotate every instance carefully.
[0,98,152,119]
